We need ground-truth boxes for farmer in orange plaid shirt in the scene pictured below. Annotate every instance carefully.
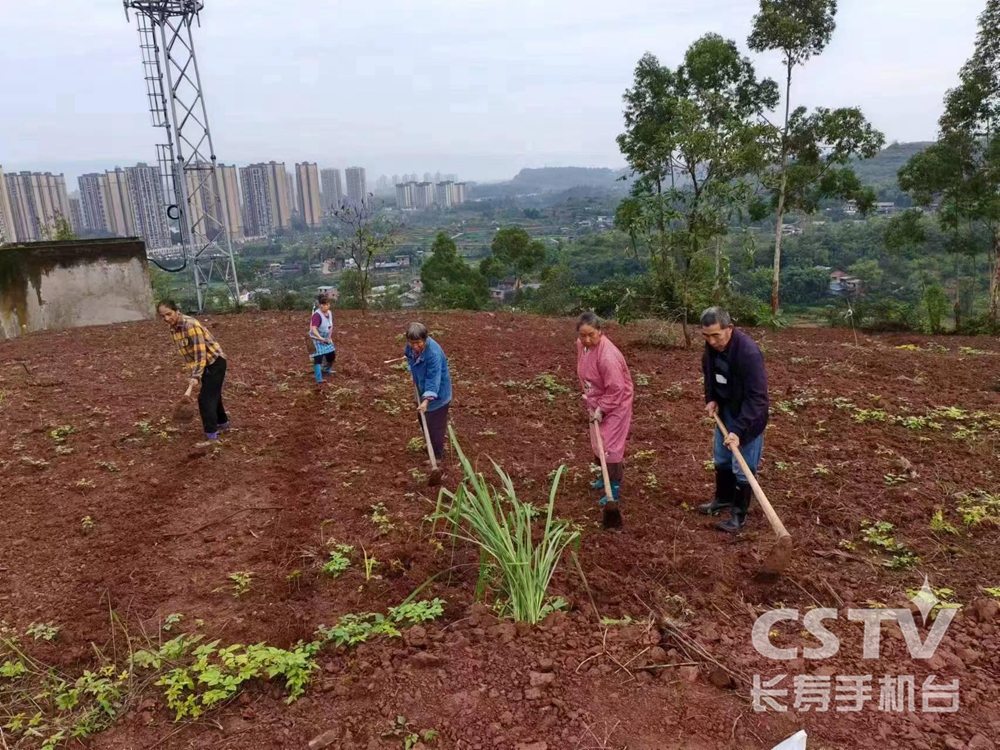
[157,300,229,440]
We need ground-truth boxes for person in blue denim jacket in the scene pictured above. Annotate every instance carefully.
[404,322,453,461]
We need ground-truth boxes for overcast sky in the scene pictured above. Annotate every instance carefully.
[0,0,986,186]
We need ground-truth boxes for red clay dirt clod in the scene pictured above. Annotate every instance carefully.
[173,394,196,422]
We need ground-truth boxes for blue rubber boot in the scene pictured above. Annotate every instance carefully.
[590,478,604,489]
[205,432,219,440]
[313,364,323,383]
[598,482,621,505]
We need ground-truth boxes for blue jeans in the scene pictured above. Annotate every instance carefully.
[713,407,763,484]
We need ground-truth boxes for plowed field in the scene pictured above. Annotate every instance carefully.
[2,311,999,750]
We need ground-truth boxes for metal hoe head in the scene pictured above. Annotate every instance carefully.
[761,534,793,576]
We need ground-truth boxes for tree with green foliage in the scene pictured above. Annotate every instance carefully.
[615,37,779,343]
[39,214,76,241]
[53,216,76,241]
[483,226,547,290]
[748,0,885,314]
[421,232,490,310]
[530,265,579,316]
[847,258,883,289]
[337,269,363,309]
[899,0,1000,321]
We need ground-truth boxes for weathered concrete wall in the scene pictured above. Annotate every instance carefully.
[0,238,154,338]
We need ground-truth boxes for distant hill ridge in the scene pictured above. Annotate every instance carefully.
[495,142,929,194]
[852,141,933,186]
[508,167,629,192]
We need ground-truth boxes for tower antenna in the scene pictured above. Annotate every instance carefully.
[124,0,240,310]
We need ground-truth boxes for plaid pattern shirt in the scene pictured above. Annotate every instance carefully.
[171,314,224,380]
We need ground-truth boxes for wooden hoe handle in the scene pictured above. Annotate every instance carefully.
[415,386,438,472]
[592,420,614,501]
[713,414,790,542]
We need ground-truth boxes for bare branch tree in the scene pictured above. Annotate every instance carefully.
[331,196,400,313]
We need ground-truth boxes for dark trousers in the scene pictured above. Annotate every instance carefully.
[420,403,450,460]
[312,351,336,368]
[199,357,228,434]
[594,457,624,483]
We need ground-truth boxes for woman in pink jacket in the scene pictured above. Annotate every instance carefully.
[576,311,634,529]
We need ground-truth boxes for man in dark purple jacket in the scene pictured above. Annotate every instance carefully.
[697,307,769,532]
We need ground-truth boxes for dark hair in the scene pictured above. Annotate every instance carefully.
[700,306,732,328]
[157,299,179,312]
[406,322,429,341]
[576,311,602,331]
[317,294,330,306]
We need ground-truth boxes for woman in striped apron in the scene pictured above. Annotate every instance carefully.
[309,294,336,383]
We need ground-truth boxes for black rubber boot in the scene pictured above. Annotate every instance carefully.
[698,468,736,516]
[717,482,752,533]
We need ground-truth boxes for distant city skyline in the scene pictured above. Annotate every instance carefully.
[1,154,474,246]
[0,1,986,190]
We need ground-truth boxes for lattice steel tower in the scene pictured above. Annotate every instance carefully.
[124,0,239,310]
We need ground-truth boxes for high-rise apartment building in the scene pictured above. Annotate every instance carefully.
[435,182,453,208]
[78,173,113,234]
[395,182,413,210]
[69,197,85,234]
[104,168,136,238]
[240,162,290,236]
[184,162,243,242]
[285,172,295,216]
[240,165,271,238]
[321,168,344,211]
[413,182,435,209]
[391,174,400,187]
[295,162,322,227]
[123,164,171,249]
[269,162,292,229]
[0,165,15,244]
[395,180,469,211]
[345,167,367,207]
[3,171,71,242]
[217,164,243,240]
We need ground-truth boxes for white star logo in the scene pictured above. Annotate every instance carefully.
[910,576,938,625]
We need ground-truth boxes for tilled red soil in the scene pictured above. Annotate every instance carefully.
[2,312,1000,750]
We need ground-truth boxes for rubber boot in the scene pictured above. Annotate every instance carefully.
[698,468,735,516]
[716,482,752,533]
[313,364,323,383]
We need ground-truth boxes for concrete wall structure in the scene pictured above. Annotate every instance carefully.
[0,238,154,339]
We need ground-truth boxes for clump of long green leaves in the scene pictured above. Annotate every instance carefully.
[433,427,580,624]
